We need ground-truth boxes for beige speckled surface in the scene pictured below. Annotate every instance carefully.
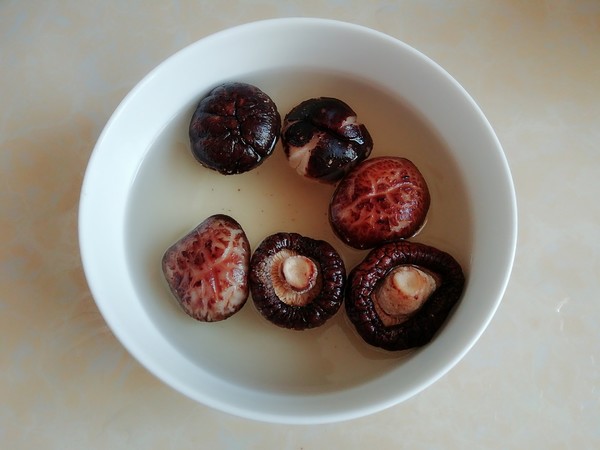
[2,1,599,448]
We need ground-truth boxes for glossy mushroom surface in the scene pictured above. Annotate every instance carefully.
[189,82,281,175]
[329,156,430,249]
[249,232,346,330]
[162,214,250,321]
[281,97,373,183]
[345,241,465,351]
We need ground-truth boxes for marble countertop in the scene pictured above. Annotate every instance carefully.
[2,1,599,448]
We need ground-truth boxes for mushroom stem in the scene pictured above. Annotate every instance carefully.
[281,255,318,293]
[269,249,322,307]
[373,265,437,326]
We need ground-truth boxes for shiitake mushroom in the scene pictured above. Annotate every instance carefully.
[345,241,465,351]
[162,214,250,322]
[189,82,281,175]
[329,156,430,249]
[180,86,463,355]
[281,97,373,183]
[249,232,346,330]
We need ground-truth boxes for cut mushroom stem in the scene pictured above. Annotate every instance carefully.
[269,249,322,306]
[373,265,438,327]
[281,255,318,293]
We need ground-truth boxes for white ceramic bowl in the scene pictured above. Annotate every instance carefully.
[79,18,517,424]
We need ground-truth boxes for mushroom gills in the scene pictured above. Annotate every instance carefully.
[372,265,438,327]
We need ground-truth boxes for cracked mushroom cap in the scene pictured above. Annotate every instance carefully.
[329,156,430,249]
[281,97,373,183]
[161,214,251,322]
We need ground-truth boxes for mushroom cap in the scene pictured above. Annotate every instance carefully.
[329,156,430,249]
[249,232,346,330]
[281,97,373,183]
[189,82,281,175]
[345,240,464,350]
[161,214,251,322]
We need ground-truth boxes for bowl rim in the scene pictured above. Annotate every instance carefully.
[79,17,517,424]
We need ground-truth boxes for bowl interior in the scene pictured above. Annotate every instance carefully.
[79,18,516,424]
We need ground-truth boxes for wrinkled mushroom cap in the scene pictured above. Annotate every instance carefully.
[189,82,281,175]
[345,241,464,350]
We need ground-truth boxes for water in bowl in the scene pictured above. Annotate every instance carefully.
[125,68,472,394]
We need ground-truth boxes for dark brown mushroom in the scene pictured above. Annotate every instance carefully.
[162,214,250,322]
[345,241,465,351]
[329,156,430,249]
[281,97,373,183]
[189,82,281,175]
[249,232,346,330]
